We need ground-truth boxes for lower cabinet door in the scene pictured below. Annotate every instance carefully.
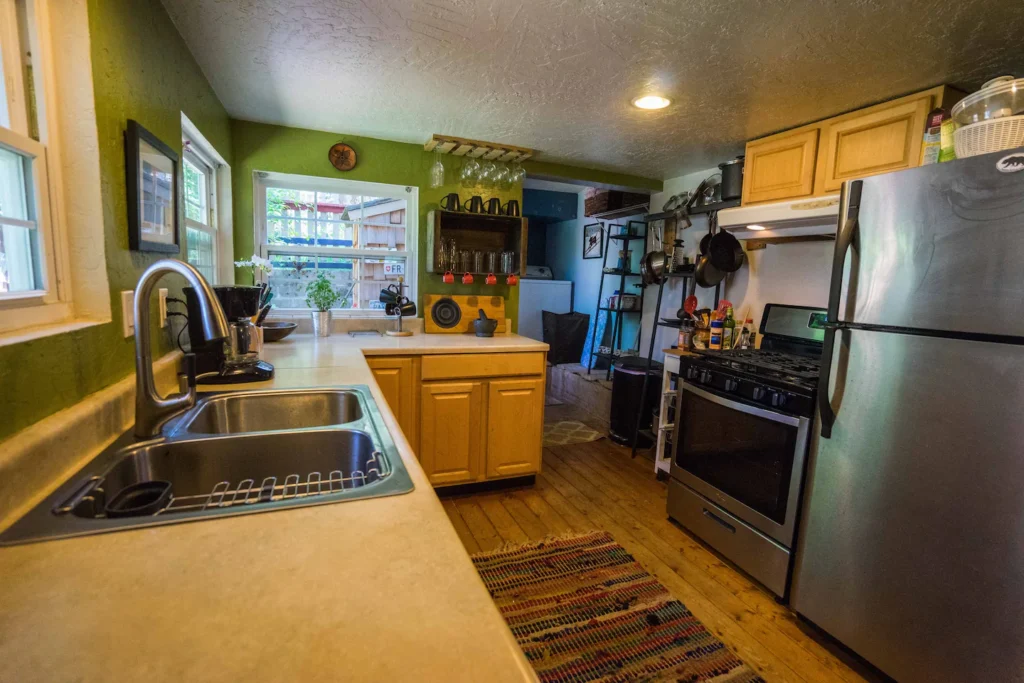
[366,356,418,452]
[419,381,484,486]
[486,378,544,478]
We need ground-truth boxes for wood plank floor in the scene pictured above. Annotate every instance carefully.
[442,435,881,683]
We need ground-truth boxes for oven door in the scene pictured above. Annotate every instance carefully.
[670,382,810,546]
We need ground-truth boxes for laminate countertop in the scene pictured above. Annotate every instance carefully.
[0,332,547,683]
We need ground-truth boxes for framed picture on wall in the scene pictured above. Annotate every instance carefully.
[582,222,603,259]
[125,119,180,252]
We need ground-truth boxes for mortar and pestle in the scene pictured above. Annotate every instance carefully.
[473,309,498,337]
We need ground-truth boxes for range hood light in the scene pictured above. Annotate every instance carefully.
[747,224,767,231]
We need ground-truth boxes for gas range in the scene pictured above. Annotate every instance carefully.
[668,304,826,598]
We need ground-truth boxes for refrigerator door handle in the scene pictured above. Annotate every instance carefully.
[820,179,862,438]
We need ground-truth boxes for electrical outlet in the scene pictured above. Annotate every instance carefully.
[159,288,169,328]
[121,290,135,338]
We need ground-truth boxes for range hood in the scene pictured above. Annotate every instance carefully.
[717,195,840,240]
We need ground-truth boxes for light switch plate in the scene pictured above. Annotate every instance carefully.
[158,288,168,328]
[121,290,135,338]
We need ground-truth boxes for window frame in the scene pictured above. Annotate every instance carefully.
[182,141,217,283]
[253,171,418,317]
[0,0,73,335]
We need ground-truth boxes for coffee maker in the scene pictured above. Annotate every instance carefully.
[184,285,274,383]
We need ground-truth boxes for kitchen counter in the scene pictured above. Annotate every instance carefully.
[0,332,546,683]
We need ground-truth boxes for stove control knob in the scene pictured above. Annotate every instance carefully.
[752,387,767,401]
[699,370,713,385]
[686,366,701,380]
[724,378,739,393]
[770,391,788,408]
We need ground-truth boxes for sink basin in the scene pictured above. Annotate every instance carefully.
[172,389,363,435]
[0,385,414,545]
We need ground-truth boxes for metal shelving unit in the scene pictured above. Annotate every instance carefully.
[629,265,721,458]
[587,220,647,381]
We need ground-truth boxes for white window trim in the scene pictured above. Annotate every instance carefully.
[182,113,232,286]
[0,0,105,343]
[253,170,418,318]
[183,144,216,282]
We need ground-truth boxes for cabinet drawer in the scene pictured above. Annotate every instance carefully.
[421,352,544,380]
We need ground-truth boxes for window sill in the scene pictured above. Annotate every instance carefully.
[0,316,109,348]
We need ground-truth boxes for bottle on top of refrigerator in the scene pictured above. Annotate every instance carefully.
[722,306,736,350]
[921,108,944,165]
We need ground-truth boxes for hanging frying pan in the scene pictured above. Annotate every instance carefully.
[707,211,744,272]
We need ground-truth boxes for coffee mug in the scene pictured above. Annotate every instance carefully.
[485,198,502,215]
[442,270,454,284]
[506,273,519,286]
[440,193,461,212]
[379,287,400,305]
[503,199,520,217]
[462,272,474,284]
[485,273,497,285]
[464,195,484,213]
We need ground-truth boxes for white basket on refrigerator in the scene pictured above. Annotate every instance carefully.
[953,116,1024,158]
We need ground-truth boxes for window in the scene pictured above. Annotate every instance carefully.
[255,172,417,314]
[183,143,216,283]
[0,0,57,308]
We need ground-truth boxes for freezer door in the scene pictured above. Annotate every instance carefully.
[792,329,1024,682]
[837,148,1024,336]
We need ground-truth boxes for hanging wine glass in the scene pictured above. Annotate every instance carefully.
[460,157,481,188]
[429,148,445,188]
[479,160,498,189]
[495,162,512,190]
[512,160,526,185]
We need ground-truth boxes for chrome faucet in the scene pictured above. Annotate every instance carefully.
[134,259,229,438]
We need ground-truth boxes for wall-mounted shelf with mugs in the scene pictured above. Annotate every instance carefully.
[427,209,527,285]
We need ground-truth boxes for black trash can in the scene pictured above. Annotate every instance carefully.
[542,311,590,365]
[608,357,663,447]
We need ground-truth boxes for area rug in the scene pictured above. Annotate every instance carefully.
[543,420,604,446]
[472,531,764,683]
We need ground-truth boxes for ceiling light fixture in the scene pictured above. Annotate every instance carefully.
[632,95,671,110]
[747,224,767,231]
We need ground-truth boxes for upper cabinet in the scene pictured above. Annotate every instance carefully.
[742,85,965,205]
[742,128,820,204]
[819,96,931,192]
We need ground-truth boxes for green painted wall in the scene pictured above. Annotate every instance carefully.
[229,120,662,331]
[0,0,232,442]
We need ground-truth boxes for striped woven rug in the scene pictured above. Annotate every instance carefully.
[472,531,764,683]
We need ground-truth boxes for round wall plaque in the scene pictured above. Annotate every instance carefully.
[328,143,357,171]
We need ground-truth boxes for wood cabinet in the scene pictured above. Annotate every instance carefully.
[819,96,931,192]
[366,350,547,488]
[486,378,544,478]
[741,85,965,205]
[742,129,819,204]
[365,356,419,451]
[419,381,485,486]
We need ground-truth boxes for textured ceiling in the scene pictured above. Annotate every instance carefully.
[161,0,1024,180]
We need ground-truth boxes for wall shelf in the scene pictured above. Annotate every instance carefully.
[589,203,650,221]
[645,198,741,223]
[426,210,527,277]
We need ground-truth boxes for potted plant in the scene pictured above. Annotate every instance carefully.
[305,272,341,337]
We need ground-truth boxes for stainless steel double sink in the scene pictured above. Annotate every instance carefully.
[0,386,414,546]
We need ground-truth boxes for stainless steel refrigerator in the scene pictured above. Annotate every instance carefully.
[790,147,1024,683]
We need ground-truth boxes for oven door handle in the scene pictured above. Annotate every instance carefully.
[681,383,803,428]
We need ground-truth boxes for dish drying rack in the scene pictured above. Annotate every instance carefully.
[157,451,391,515]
